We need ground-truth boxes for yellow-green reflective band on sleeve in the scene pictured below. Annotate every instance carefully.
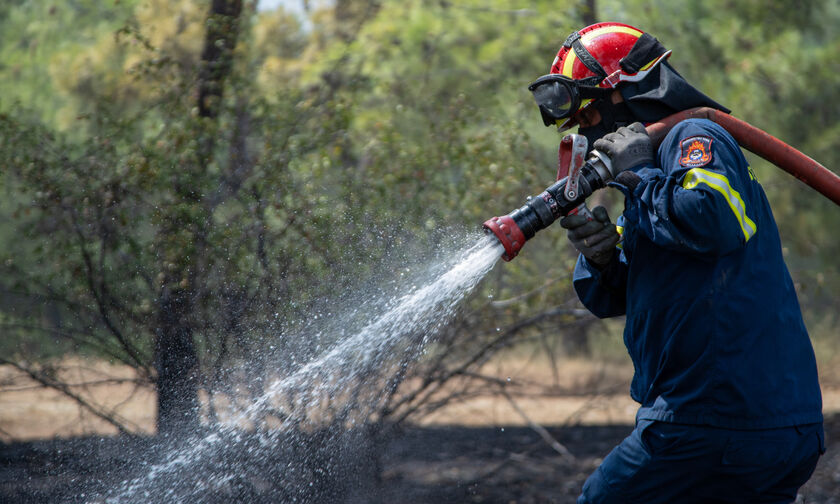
[616,225,624,249]
[682,168,757,241]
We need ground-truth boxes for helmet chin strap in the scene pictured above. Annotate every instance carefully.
[579,100,637,151]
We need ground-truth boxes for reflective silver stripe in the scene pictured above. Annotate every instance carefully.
[682,168,757,241]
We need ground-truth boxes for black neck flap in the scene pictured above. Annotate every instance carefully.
[619,33,667,74]
[619,61,731,123]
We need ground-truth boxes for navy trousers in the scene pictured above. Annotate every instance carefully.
[578,420,825,504]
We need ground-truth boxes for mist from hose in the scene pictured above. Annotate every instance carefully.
[101,233,504,503]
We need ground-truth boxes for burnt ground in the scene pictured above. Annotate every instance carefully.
[1,414,838,503]
[378,416,840,504]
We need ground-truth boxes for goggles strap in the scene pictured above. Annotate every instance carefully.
[578,86,613,100]
[563,31,607,81]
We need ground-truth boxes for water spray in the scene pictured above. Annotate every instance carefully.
[483,108,840,261]
[104,234,504,502]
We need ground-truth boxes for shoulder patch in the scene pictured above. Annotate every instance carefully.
[679,135,714,168]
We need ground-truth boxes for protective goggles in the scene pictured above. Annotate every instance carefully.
[527,74,612,127]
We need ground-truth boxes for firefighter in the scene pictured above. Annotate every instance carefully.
[527,22,825,503]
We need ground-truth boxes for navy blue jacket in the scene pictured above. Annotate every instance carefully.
[572,118,823,429]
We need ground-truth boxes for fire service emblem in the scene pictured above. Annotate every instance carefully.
[679,135,714,168]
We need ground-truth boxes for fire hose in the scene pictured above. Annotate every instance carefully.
[483,107,840,261]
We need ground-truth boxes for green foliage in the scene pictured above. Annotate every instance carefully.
[0,0,140,126]
[1,0,839,386]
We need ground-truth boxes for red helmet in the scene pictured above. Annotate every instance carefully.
[546,22,671,129]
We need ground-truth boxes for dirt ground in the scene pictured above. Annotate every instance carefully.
[4,356,839,439]
[1,357,839,503]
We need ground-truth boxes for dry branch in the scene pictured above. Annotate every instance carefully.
[500,387,575,460]
[0,358,143,436]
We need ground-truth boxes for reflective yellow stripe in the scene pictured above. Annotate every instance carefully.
[682,168,757,241]
[638,53,664,72]
[561,26,644,77]
[616,225,624,249]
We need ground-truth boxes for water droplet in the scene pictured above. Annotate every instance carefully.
[103,235,503,501]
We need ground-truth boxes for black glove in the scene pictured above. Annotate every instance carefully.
[593,122,653,176]
[559,206,620,267]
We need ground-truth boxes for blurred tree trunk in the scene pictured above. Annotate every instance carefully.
[198,0,244,157]
[581,0,597,26]
[154,0,243,437]
[155,288,199,435]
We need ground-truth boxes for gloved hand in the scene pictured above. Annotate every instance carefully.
[593,122,653,177]
[559,206,620,267]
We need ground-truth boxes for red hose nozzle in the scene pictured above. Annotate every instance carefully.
[483,215,526,261]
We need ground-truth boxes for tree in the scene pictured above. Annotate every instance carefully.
[0,0,329,435]
[2,0,838,447]
[153,0,244,437]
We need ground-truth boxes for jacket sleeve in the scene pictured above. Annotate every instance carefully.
[571,230,628,318]
[617,119,757,257]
